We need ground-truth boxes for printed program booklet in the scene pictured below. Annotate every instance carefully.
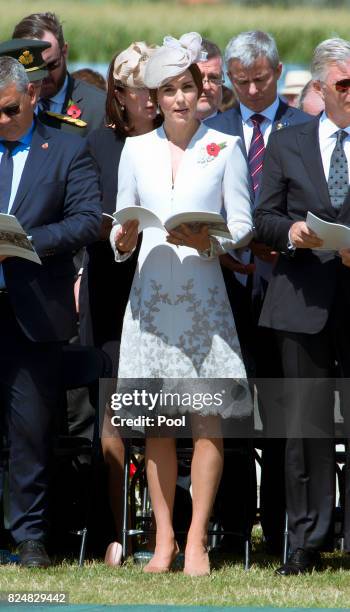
[0,213,41,264]
[306,211,350,250]
[112,206,231,238]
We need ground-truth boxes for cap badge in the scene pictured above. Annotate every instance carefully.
[19,50,34,66]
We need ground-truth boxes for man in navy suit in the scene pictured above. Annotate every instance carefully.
[0,56,101,566]
[206,31,310,553]
[255,37,350,574]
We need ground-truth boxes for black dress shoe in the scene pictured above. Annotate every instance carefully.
[18,540,51,568]
[275,548,320,576]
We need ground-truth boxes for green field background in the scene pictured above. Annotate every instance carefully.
[1,0,350,65]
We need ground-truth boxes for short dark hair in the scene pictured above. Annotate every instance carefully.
[12,12,65,50]
[201,38,222,61]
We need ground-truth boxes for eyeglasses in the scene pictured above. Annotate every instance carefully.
[45,53,63,72]
[333,78,350,92]
[0,104,21,117]
[202,76,224,86]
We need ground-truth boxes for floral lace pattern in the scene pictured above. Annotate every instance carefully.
[118,274,251,417]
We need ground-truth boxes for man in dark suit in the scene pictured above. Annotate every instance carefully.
[206,30,310,553]
[255,37,350,574]
[0,56,101,566]
[12,11,106,137]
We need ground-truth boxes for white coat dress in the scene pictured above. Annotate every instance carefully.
[111,123,253,417]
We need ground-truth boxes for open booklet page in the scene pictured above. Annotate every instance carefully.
[113,205,231,238]
[0,213,41,264]
[306,211,350,250]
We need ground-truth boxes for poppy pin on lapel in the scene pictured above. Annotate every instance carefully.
[41,142,49,149]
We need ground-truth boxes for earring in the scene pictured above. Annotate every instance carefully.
[120,104,125,111]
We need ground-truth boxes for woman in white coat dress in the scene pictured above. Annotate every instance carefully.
[110,33,253,576]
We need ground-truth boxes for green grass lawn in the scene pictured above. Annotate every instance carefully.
[1,545,350,607]
[1,0,350,64]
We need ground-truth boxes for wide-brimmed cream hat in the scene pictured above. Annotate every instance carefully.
[144,32,206,89]
[281,69,312,96]
[113,42,157,88]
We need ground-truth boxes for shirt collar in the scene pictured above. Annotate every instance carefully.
[204,110,219,121]
[47,74,69,106]
[240,97,280,125]
[0,120,34,151]
[319,111,350,139]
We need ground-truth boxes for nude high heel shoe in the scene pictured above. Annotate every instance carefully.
[104,541,123,567]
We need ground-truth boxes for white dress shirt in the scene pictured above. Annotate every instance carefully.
[240,97,280,153]
[0,123,34,288]
[318,111,350,180]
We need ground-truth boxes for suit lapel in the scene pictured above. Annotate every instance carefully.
[231,108,246,156]
[271,99,295,131]
[11,121,53,217]
[62,73,75,114]
[296,118,336,217]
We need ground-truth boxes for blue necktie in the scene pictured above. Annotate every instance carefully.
[0,141,20,214]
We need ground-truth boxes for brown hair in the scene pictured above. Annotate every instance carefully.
[201,38,222,61]
[71,68,106,91]
[105,51,161,137]
[13,12,65,50]
[150,63,203,109]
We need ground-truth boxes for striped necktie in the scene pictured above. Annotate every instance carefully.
[0,141,20,214]
[248,113,265,203]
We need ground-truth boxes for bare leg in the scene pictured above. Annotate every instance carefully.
[101,435,125,542]
[184,415,223,576]
[143,437,179,572]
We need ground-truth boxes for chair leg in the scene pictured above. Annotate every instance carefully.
[78,527,88,567]
[244,538,251,570]
[122,441,131,560]
[282,511,289,564]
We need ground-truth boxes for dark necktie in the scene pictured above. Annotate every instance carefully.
[248,113,265,203]
[40,98,51,112]
[0,141,20,214]
[328,129,349,210]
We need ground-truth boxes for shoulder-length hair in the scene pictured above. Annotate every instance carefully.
[105,51,162,137]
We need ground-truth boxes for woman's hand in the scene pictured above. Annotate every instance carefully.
[166,224,211,251]
[114,219,139,253]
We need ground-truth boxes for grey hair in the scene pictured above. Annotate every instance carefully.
[225,30,280,70]
[311,38,350,81]
[0,56,29,93]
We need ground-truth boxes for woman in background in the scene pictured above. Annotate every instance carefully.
[79,42,161,564]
